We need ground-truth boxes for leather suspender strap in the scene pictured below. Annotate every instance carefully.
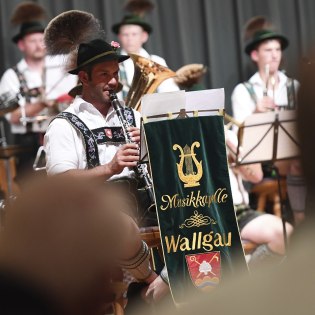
[53,112,100,169]
[243,81,257,104]
[53,107,136,169]
[286,77,297,110]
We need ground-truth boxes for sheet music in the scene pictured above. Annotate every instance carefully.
[139,88,225,161]
[237,110,300,164]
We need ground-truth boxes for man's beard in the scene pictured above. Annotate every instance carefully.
[30,50,46,61]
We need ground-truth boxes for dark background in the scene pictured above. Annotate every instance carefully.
[1,0,315,113]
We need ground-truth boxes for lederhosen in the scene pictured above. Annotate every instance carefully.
[53,110,152,224]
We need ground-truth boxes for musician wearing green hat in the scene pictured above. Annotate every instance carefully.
[112,14,179,99]
[0,2,77,188]
[231,16,306,225]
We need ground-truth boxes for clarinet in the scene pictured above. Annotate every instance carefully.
[109,91,155,205]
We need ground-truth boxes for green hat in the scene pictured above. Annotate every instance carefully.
[68,39,129,75]
[245,29,289,55]
[12,21,45,43]
[112,14,152,34]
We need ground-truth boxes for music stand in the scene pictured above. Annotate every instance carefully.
[234,110,299,252]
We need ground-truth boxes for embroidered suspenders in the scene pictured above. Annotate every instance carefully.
[12,65,43,101]
[243,78,297,109]
[53,107,136,169]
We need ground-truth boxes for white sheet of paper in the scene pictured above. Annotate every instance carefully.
[237,110,299,164]
[139,88,225,161]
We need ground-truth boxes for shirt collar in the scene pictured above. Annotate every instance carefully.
[72,96,116,120]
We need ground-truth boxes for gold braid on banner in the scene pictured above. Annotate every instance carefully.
[125,53,176,112]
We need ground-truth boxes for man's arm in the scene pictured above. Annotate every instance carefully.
[225,128,263,183]
[45,119,141,181]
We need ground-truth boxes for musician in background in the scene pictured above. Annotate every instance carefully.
[231,16,306,225]
[111,0,179,100]
[0,2,77,187]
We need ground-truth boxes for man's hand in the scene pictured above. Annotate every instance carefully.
[255,96,275,112]
[141,275,170,303]
[127,126,140,144]
[106,143,139,175]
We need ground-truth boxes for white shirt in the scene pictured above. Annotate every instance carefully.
[44,96,141,180]
[225,129,249,205]
[0,55,77,134]
[231,71,299,124]
[117,47,179,99]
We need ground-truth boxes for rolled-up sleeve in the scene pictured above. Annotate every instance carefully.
[44,118,84,175]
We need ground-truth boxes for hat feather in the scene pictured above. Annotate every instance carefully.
[44,10,105,55]
[174,64,207,88]
[124,0,154,17]
[10,1,47,25]
[243,16,273,41]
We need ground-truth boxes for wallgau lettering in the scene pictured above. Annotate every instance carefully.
[164,231,232,253]
[160,188,228,211]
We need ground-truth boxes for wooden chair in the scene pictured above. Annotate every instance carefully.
[250,178,287,217]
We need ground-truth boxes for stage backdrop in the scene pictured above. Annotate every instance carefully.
[0,0,315,114]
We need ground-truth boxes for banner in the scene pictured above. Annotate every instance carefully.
[144,116,248,304]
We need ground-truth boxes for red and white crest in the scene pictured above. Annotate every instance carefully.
[104,128,113,139]
[185,252,221,291]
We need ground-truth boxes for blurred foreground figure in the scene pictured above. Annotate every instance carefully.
[0,176,124,315]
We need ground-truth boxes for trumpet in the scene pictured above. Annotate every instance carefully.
[264,64,277,100]
[263,64,270,96]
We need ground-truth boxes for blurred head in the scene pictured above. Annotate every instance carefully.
[0,176,123,314]
[118,24,149,54]
[17,32,46,61]
[297,56,315,189]
[112,14,152,54]
[250,39,283,74]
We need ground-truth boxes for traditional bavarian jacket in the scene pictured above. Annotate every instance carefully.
[231,71,299,125]
[0,55,77,134]
[44,96,141,180]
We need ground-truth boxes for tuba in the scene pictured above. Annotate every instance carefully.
[125,53,177,111]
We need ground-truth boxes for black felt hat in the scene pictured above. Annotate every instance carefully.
[112,14,152,34]
[68,39,129,75]
[12,21,45,43]
[245,29,289,55]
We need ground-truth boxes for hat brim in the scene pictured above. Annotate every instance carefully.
[12,26,45,43]
[245,33,289,55]
[112,21,152,34]
[68,54,129,75]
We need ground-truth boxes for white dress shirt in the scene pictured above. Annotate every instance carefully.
[231,71,299,124]
[44,96,141,180]
[0,55,77,134]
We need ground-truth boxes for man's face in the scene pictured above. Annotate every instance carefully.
[83,60,120,105]
[18,32,46,61]
[251,39,282,74]
[118,24,148,54]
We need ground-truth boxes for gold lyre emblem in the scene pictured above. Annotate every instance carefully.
[173,141,203,188]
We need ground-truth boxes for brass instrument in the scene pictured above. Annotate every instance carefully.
[263,64,270,96]
[125,53,177,111]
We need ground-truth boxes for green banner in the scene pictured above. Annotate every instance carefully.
[144,116,248,304]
